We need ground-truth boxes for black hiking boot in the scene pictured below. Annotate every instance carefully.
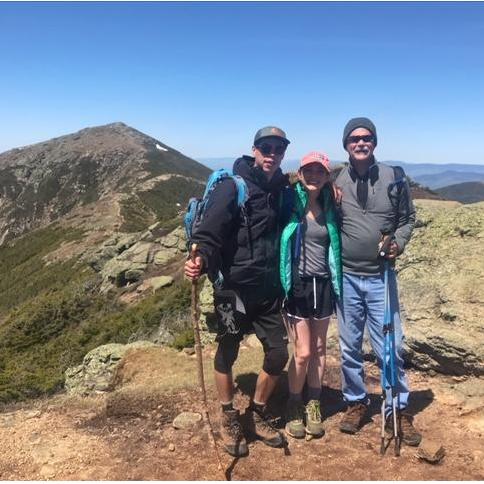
[247,405,285,448]
[220,409,248,457]
[339,402,367,434]
[385,411,422,447]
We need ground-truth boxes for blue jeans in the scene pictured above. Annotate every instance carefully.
[336,270,409,413]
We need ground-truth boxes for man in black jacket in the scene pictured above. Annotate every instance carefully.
[185,126,291,457]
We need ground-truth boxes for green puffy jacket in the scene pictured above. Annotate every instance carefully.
[279,182,342,299]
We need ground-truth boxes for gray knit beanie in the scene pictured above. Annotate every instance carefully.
[342,117,377,148]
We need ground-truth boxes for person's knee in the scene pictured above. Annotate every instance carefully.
[263,345,289,376]
[293,348,311,366]
[214,338,240,374]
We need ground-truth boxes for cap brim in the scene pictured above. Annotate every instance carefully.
[255,135,290,145]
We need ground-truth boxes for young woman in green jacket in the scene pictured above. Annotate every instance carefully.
[280,152,342,439]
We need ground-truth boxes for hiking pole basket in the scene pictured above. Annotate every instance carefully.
[190,244,226,479]
[380,258,401,457]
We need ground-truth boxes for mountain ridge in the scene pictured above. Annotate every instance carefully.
[0,122,210,244]
[436,181,484,204]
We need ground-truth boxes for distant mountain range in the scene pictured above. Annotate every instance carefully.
[392,162,484,189]
[198,157,484,193]
[435,182,484,204]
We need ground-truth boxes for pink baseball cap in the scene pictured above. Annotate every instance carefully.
[299,152,330,172]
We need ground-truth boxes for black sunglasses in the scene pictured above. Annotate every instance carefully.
[347,135,375,144]
[256,142,287,156]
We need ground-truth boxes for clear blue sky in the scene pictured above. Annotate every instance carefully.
[1,1,483,164]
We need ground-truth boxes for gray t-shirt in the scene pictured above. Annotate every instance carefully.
[298,213,329,278]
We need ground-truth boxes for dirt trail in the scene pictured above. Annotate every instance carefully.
[0,345,482,480]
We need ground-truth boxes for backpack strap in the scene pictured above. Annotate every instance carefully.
[231,174,249,208]
[388,165,410,230]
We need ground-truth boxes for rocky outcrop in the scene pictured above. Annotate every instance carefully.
[85,226,187,292]
[398,200,484,376]
[65,341,156,396]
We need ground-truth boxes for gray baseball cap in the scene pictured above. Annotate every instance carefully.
[253,126,290,146]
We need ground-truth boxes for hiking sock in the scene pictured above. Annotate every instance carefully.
[221,401,234,413]
[288,392,303,403]
[307,386,321,402]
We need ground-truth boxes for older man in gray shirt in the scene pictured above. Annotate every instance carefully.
[335,117,421,446]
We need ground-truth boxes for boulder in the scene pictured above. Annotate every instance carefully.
[398,201,484,376]
[100,259,149,288]
[154,247,178,265]
[159,226,186,252]
[148,276,174,291]
[118,241,153,264]
[65,341,156,396]
[115,234,139,253]
[101,259,133,282]
[86,245,119,272]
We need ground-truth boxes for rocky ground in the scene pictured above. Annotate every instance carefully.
[0,343,482,481]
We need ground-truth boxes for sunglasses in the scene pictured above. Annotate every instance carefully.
[256,142,287,156]
[347,135,375,144]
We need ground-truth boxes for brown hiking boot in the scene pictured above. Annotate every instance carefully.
[247,406,284,448]
[339,402,367,434]
[386,411,422,447]
[220,409,248,457]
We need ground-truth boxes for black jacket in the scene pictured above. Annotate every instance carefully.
[193,156,290,294]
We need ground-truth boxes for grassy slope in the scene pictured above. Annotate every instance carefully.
[120,177,204,232]
[0,224,192,403]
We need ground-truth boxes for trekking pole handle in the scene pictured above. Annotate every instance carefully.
[379,232,395,258]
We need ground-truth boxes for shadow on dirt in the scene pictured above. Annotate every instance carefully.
[367,388,435,418]
[234,370,435,423]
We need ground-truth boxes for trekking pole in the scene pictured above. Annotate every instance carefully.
[190,244,226,479]
[379,256,401,457]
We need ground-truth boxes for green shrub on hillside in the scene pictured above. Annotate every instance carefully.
[119,197,155,232]
[171,329,195,350]
[0,224,86,314]
[138,177,204,222]
[143,148,210,180]
[119,177,203,232]
[0,279,192,403]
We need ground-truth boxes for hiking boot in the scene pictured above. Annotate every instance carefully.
[284,400,305,439]
[385,411,422,447]
[220,409,248,457]
[339,402,367,434]
[247,405,284,448]
[305,399,325,437]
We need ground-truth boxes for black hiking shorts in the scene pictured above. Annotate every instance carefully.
[213,286,288,350]
[284,276,334,320]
